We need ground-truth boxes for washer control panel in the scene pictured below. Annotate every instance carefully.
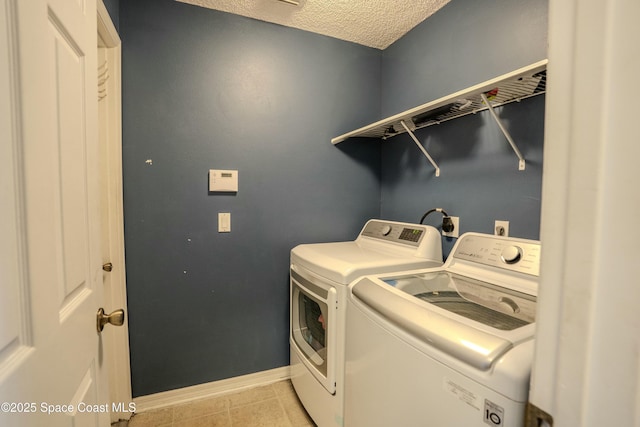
[359,220,427,247]
[453,234,541,276]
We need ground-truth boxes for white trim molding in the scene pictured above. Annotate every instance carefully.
[133,366,291,413]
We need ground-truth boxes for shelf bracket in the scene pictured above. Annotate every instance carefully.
[400,120,440,177]
[480,93,526,170]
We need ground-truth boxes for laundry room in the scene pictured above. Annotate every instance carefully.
[112,0,548,403]
[3,0,637,425]
[5,0,640,427]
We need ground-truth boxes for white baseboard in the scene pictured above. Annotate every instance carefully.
[133,366,291,413]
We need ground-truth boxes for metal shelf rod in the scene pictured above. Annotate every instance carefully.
[400,120,440,177]
[480,93,526,170]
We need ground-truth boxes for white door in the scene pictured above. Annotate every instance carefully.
[0,0,113,425]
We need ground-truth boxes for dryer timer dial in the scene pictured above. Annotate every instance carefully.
[501,246,522,264]
[380,225,392,236]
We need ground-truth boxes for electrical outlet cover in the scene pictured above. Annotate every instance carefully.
[495,220,509,237]
[442,216,459,238]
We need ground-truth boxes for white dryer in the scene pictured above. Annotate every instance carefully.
[345,232,541,427]
[290,220,444,427]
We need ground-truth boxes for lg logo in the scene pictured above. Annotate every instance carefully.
[484,400,505,426]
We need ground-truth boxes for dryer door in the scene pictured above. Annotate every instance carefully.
[290,267,337,394]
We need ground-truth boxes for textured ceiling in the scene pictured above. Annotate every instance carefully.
[177,0,451,50]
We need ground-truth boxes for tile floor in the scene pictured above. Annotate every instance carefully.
[112,380,316,427]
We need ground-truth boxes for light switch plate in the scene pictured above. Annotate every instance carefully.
[218,212,231,232]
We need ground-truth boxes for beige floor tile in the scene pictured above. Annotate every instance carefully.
[173,395,230,421]
[227,384,277,408]
[174,411,232,427]
[279,392,315,427]
[122,379,316,427]
[127,407,173,427]
[271,380,296,397]
[230,397,291,427]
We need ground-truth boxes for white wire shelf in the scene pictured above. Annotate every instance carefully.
[331,60,547,144]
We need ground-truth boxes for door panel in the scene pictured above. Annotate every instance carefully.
[49,6,92,313]
[0,0,31,373]
[69,365,100,426]
[0,0,109,425]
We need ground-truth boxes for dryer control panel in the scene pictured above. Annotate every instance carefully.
[359,220,427,247]
[453,234,541,276]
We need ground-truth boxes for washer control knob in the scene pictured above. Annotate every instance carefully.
[501,246,522,264]
[380,225,392,236]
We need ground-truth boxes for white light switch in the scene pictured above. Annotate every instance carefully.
[218,212,231,233]
[209,169,238,192]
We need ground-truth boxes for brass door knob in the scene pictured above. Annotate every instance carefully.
[96,308,125,333]
[102,262,113,272]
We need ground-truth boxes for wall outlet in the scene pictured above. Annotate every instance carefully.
[442,216,459,238]
[495,220,509,237]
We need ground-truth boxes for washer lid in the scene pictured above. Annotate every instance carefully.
[385,271,537,330]
[291,242,441,284]
[352,275,534,370]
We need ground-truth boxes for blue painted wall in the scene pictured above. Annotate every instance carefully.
[381,0,548,116]
[379,0,548,256]
[120,0,548,397]
[120,0,381,396]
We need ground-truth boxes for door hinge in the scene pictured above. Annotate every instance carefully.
[525,402,553,427]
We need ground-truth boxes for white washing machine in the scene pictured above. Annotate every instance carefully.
[345,232,541,427]
[290,220,444,427]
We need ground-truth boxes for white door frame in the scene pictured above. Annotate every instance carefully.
[97,1,133,422]
[531,0,640,425]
